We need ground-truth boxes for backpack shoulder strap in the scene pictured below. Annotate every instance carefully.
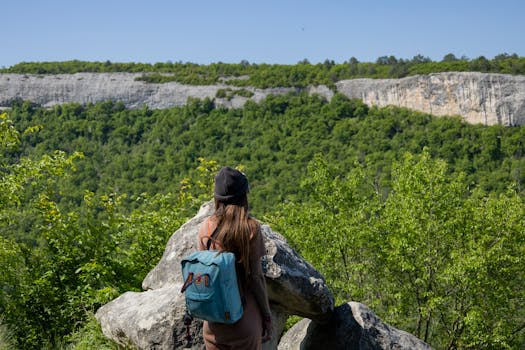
[204,219,246,306]
[206,219,220,250]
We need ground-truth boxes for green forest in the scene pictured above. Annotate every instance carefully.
[2,53,524,88]
[0,60,524,349]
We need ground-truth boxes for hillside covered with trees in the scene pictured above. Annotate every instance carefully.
[0,60,524,349]
[6,94,525,216]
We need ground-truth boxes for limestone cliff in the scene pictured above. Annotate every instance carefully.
[1,72,524,126]
[336,72,525,126]
[0,72,298,110]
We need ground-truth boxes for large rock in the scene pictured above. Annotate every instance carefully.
[96,202,334,349]
[0,72,301,110]
[96,285,201,349]
[278,302,433,350]
[1,72,524,125]
[336,72,525,126]
[142,201,334,321]
[96,285,288,350]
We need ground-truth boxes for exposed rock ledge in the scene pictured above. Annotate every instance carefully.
[336,72,525,126]
[1,72,523,126]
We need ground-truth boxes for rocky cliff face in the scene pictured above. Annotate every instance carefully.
[0,72,299,110]
[336,72,525,126]
[1,72,524,126]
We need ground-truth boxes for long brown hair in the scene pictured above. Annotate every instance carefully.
[213,194,259,278]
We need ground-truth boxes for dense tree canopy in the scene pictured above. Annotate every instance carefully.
[0,112,215,349]
[7,94,524,216]
[1,89,524,349]
[269,151,524,349]
[2,53,524,88]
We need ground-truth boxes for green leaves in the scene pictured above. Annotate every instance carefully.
[0,113,222,348]
[447,189,525,348]
[378,150,466,342]
[271,149,524,349]
[4,56,525,85]
[1,88,524,348]
[0,113,20,150]
[270,153,377,303]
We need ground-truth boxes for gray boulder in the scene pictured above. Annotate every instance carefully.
[278,302,433,350]
[142,201,334,321]
[96,285,288,350]
[141,202,213,291]
[96,285,199,349]
[336,72,525,126]
[96,202,334,349]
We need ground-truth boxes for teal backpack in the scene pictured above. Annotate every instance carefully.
[180,228,243,325]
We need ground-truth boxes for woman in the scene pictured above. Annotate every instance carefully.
[197,167,272,350]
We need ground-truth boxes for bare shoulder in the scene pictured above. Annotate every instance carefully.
[197,217,211,250]
[198,216,219,238]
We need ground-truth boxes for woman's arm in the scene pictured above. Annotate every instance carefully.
[249,227,272,341]
[249,228,271,318]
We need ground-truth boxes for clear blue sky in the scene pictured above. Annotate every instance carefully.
[2,0,524,68]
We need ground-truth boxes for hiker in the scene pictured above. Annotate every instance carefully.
[197,166,272,349]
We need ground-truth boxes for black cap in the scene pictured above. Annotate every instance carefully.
[214,167,249,202]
